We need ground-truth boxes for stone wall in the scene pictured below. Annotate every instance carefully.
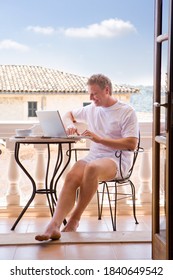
[0,92,131,121]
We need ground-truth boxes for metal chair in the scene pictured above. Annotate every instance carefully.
[69,134,143,231]
[97,135,143,230]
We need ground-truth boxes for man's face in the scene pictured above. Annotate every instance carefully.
[88,84,109,107]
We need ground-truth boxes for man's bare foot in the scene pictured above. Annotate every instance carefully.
[35,225,61,241]
[61,219,79,232]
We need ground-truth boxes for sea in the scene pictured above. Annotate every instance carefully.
[129,85,153,113]
[129,85,166,121]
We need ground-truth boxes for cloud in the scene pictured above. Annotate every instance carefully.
[25,18,136,38]
[0,39,29,51]
[26,25,55,35]
[61,18,137,38]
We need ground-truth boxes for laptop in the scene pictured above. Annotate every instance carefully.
[36,110,90,139]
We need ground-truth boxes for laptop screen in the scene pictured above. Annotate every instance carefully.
[36,110,67,137]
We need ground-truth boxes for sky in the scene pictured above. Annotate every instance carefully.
[0,0,169,86]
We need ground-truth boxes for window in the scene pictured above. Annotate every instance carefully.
[83,102,91,107]
[28,101,37,117]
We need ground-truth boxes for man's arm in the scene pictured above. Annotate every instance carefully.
[63,111,138,149]
[99,136,138,150]
[63,111,75,126]
[81,129,138,151]
[62,111,79,135]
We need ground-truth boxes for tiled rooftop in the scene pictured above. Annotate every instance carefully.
[0,65,139,94]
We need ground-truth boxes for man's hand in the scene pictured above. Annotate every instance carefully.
[81,130,101,142]
[66,124,80,136]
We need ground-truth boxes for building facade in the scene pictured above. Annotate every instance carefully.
[0,65,139,121]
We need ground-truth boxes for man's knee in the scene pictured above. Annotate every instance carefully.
[66,160,86,181]
[65,170,81,185]
[84,162,99,177]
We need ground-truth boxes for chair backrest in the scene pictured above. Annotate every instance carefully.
[115,132,143,181]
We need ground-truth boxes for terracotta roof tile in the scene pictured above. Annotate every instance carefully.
[0,65,139,94]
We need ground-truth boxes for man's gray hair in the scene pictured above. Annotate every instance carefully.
[87,74,113,95]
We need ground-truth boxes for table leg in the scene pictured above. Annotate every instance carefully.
[11,141,73,230]
[49,142,73,226]
[11,143,37,230]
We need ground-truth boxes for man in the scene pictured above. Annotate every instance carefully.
[35,74,139,241]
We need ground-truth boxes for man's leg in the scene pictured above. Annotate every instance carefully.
[35,160,87,241]
[62,158,117,232]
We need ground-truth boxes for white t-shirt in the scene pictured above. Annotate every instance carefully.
[72,100,139,178]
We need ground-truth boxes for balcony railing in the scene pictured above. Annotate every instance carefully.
[0,120,163,219]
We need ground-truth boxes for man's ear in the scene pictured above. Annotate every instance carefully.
[105,85,110,95]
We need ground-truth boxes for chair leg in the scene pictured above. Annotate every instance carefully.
[97,190,101,220]
[97,180,138,231]
[106,183,117,231]
[113,184,118,231]
[97,183,106,220]
[129,180,139,224]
